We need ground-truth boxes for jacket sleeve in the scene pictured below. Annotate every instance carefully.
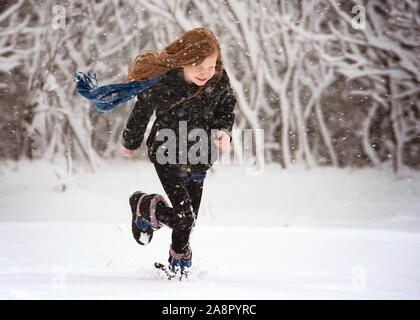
[211,70,237,142]
[121,87,157,150]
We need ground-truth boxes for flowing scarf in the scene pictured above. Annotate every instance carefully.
[74,72,165,113]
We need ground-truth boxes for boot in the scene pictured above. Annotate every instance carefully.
[129,191,154,245]
[168,245,192,272]
[129,192,169,245]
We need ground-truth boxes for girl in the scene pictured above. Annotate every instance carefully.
[120,27,236,273]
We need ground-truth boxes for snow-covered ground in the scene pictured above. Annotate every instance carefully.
[1,159,420,299]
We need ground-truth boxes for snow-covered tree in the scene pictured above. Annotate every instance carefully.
[1,0,419,174]
[311,0,420,173]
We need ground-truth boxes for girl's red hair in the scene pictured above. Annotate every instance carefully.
[127,27,223,81]
[126,27,224,105]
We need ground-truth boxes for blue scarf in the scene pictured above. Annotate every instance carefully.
[74,72,165,113]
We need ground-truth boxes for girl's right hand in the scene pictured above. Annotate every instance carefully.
[120,145,135,157]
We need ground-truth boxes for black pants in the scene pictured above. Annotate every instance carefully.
[153,163,206,255]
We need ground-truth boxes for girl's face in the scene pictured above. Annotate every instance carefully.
[182,53,217,86]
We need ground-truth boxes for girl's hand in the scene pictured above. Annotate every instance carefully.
[213,130,230,151]
[120,145,135,157]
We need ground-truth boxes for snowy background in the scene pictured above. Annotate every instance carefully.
[1,0,420,299]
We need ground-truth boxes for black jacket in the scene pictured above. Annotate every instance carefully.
[121,68,236,172]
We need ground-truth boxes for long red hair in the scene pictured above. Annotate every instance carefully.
[126,27,224,106]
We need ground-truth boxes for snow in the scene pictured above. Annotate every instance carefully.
[1,159,420,299]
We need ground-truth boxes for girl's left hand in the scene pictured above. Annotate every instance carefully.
[120,145,135,157]
[213,130,230,150]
